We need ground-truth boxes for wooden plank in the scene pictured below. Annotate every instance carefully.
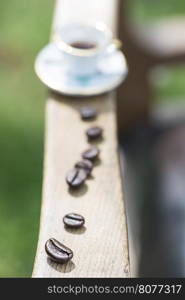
[32,0,129,277]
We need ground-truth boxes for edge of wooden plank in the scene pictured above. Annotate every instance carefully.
[32,0,130,277]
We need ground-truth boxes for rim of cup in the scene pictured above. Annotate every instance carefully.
[53,22,113,57]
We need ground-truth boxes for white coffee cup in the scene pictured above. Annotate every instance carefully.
[53,22,121,77]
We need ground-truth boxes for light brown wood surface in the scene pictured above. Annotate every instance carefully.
[32,0,129,277]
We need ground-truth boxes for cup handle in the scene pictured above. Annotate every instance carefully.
[106,38,122,55]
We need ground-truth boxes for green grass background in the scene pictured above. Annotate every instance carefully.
[0,0,53,277]
[133,0,185,21]
[0,0,185,277]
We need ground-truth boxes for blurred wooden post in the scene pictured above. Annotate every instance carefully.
[32,0,129,278]
[117,0,185,133]
[117,0,151,133]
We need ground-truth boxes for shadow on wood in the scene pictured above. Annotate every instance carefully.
[47,257,76,274]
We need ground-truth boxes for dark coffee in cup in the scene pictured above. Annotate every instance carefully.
[70,41,96,50]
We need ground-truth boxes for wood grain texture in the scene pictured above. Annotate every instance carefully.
[32,0,129,277]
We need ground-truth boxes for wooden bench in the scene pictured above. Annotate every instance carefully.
[32,0,130,278]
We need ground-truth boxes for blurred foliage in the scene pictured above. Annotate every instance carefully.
[0,0,53,277]
[132,0,185,102]
[152,66,185,102]
[132,0,185,21]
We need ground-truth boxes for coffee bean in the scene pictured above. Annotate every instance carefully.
[80,107,97,120]
[75,159,93,176]
[82,146,100,161]
[86,126,103,140]
[66,168,87,188]
[63,213,85,228]
[45,238,73,264]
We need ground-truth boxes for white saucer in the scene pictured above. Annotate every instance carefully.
[34,43,128,97]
